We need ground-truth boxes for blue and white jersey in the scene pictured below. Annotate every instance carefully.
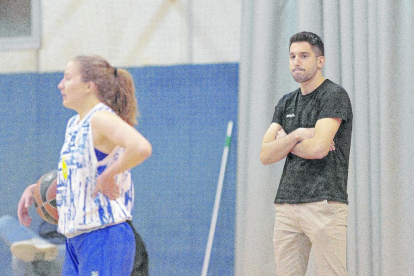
[56,103,134,238]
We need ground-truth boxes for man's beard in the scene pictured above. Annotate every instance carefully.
[291,66,317,83]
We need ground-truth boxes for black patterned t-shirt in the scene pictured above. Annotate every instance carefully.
[271,79,353,204]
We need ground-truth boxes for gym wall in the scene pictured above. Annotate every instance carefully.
[0,0,241,73]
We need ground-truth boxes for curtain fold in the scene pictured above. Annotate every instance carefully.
[237,1,414,275]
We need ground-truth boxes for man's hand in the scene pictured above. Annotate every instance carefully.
[291,128,314,154]
[275,128,287,140]
[296,128,315,141]
[329,140,335,151]
[290,118,341,159]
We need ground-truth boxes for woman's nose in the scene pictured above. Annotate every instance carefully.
[57,79,64,90]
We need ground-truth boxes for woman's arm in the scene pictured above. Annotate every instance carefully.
[91,111,152,199]
[17,184,36,226]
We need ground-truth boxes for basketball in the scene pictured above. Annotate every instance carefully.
[33,170,59,225]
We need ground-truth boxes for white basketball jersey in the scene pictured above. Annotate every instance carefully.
[56,103,134,237]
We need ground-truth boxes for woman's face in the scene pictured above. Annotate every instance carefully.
[57,61,88,110]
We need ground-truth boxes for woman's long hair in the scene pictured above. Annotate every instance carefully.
[73,55,139,125]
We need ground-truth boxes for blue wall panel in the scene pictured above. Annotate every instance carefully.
[0,63,238,276]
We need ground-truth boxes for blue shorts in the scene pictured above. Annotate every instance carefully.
[62,222,135,276]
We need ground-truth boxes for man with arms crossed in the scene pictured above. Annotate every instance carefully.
[260,31,353,276]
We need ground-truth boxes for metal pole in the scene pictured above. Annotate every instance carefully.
[201,121,233,276]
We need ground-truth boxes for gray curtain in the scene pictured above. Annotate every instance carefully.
[236,1,414,275]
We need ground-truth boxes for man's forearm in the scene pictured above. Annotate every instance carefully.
[291,137,330,159]
[291,118,340,159]
[260,132,300,165]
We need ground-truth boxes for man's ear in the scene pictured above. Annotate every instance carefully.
[318,56,325,69]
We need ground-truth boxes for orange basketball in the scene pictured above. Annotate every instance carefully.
[33,170,58,225]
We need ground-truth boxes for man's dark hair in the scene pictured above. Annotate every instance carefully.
[290,31,325,57]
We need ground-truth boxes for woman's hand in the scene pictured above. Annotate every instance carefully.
[17,184,36,226]
[93,171,121,200]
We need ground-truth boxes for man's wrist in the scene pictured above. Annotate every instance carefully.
[292,129,303,143]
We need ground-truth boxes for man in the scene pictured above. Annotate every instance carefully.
[260,31,353,276]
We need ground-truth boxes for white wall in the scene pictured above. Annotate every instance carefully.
[0,0,241,73]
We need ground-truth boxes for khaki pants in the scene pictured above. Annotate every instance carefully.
[273,200,348,276]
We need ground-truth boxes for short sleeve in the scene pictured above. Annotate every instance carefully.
[272,97,286,125]
[318,87,353,122]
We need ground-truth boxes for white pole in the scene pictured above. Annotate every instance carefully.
[201,121,234,276]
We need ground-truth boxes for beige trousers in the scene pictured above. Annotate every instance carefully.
[273,200,348,276]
